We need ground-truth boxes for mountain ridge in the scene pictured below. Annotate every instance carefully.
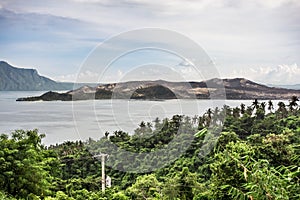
[0,61,97,90]
[0,61,70,90]
[1,61,299,100]
[16,77,300,101]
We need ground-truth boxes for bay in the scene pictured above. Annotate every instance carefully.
[0,91,286,145]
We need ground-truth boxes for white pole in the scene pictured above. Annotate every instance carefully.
[94,153,108,193]
[102,154,105,193]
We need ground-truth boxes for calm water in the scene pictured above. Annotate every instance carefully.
[0,91,285,145]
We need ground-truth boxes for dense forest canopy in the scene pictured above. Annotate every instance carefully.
[0,97,299,199]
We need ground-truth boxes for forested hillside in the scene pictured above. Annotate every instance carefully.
[0,97,299,199]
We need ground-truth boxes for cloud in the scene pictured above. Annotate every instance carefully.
[54,69,127,83]
[231,63,300,85]
[0,8,101,76]
[0,8,97,43]
[54,70,100,83]
[177,58,195,67]
[258,0,300,8]
[68,0,300,14]
[117,69,123,77]
[0,0,300,84]
[54,63,300,85]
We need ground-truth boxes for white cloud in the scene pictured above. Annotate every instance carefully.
[258,0,300,8]
[231,63,300,85]
[177,58,195,67]
[54,70,100,83]
[1,0,300,85]
[71,0,106,2]
[68,0,300,14]
[54,69,127,83]
[53,63,300,85]
[117,69,123,77]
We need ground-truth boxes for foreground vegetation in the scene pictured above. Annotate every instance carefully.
[0,98,299,199]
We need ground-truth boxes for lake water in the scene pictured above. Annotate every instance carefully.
[0,91,286,145]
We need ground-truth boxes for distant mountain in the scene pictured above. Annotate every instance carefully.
[17,78,300,101]
[0,61,96,91]
[267,83,300,90]
[0,61,70,90]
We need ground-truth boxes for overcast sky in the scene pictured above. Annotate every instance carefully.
[0,0,299,84]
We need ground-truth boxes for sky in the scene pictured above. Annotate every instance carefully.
[0,0,300,84]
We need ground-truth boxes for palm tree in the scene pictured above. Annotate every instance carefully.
[245,106,253,116]
[267,100,274,113]
[240,103,246,115]
[184,116,191,124]
[233,107,240,118]
[192,115,198,125]
[171,115,183,130]
[153,117,160,124]
[135,121,146,135]
[288,96,299,111]
[153,117,161,130]
[207,108,212,119]
[204,109,212,127]
[223,105,232,117]
[261,102,266,111]
[277,102,287,118]
[104,131,109,138]
[255,107,265,120]
[146,122,152,128]
[252,99,259,109]
[213,107,220,116]
[197,116,205,129]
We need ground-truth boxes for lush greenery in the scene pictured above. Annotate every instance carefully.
[0,98,299,199]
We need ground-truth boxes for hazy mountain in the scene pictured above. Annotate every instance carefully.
[0,61,96,91]
[267,83,300,90]
[17,78,300,101]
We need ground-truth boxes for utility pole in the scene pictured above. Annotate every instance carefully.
[94,153,108,193]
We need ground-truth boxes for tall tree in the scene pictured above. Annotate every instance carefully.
[240,103,246,115]
[288,96,299,111]
[277,102,288,118]
[267,100,274,113]
[252,99,259,110]
[0,130,57,198]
